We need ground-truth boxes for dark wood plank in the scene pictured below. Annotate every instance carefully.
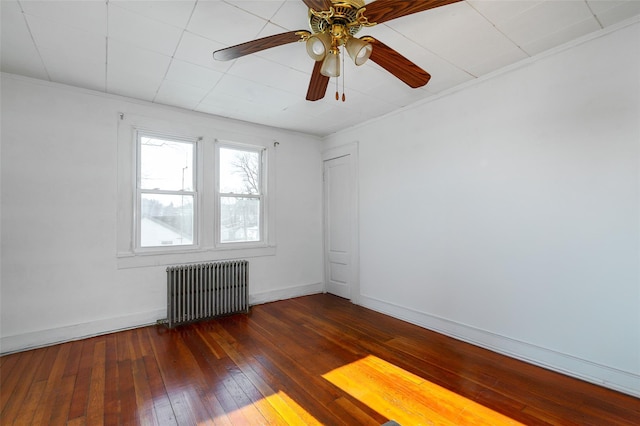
[67,339,95,421]
[1,294,639,425]
[86,339,106,425]
[0,349,47,423]
[31,343,71,424]
[49,374,77,424]
[103,333,120,425]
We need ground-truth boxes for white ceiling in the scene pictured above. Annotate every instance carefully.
[2,0,639,136]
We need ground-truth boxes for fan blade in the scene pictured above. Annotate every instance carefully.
[301,0,332,11]
[306,61,330,101]
[213,31,309,61]
[363,0,463,24]
[366,37,431,88]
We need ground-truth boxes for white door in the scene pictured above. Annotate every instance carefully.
[324,154,353,299]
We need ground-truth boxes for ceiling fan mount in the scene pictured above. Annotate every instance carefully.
[212,0,463,101]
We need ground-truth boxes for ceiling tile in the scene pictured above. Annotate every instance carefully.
[467,1,544,24]
[334,89,400,118]
[385,1,527,77]
[521,17,601,56]
[108,3,183,56]
[588,0,640,27]
[341,60,391,93]
[362,76,433,108]
[225,55,310,96]
[107,69,161,102]
[107,39,171,87]
[496,0,597,47]
[25,13,106,63]
[20,0,107,36]
[164,59,224,90]
[109,0,196,28]
[0,1,49,79]
[269,0,310,31]
[467,47,528,76]
[196,90,247,119]
[174,31,233,73]
[187,1,268,46]
[209,74,301,110]
[225,0,285,21]
[39,48,106,92]
[154,80,209,110]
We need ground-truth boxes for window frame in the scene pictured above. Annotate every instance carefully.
[215,140,267,247]
[116,112,276,269]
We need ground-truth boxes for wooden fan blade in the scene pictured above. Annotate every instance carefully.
[366,37,431,88]
[213,31,309,61]
[301,0,332,11]
[306,61,330,101]
[363,0,463,24]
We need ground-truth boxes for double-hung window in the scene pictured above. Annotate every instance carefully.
[217,144,264,244]
[137,133,196,248]
[118,113,274,266]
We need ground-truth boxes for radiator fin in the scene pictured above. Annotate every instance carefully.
[166,260,249,328]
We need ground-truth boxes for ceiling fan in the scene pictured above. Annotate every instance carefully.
[213,0,462,101]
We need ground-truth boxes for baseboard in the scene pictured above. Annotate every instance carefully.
[249,282,324,306]
[0,309,166,355]
[0,283,325,355]
[358,295,640,398]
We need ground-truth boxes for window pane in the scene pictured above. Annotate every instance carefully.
[141,193,193,247]
[219,147,260,195]
[140,136,193,191]
[220,197,260,243]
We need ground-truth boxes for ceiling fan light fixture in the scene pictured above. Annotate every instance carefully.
[306,32,332,61]
[320,49,341,77]
[346,37,372,66]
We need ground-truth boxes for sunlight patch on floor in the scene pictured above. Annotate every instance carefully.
[206,390,322,426]
[322,355,524,425]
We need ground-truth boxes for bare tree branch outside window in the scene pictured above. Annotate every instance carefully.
[230,152,260,194]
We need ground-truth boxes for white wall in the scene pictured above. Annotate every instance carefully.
[0,76,324,353]
[324,21,640,396]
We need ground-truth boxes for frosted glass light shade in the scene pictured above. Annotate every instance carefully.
[306,33,332,61]
[346,37,372,66]
[320,50,340,77]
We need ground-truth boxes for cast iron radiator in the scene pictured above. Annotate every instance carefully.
[165,260,249,328]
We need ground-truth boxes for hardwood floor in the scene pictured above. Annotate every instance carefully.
[1,294,638,425]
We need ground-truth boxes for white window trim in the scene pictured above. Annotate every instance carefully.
[116,113,276,269]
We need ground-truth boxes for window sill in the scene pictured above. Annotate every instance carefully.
[116,245,276,269]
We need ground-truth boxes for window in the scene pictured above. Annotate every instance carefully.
[218,145,264,244]
[137,133,196,248]
[117,113,275,267]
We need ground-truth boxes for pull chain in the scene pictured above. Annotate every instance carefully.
[342,45,346,102]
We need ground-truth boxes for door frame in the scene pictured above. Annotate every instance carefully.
[322,142,359,303]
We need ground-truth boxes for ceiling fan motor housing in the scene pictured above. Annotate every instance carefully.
[308,0,366,38]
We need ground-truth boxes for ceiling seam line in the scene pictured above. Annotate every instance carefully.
[584,0,604,29]
[152,0,202,106]
[16,0,52,82]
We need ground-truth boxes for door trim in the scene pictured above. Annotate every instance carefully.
[322,142,359,303]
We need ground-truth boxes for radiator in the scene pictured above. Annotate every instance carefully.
[165,260,249,328]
